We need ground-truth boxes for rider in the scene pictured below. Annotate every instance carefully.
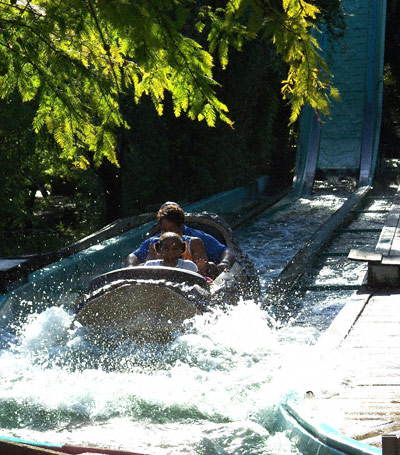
[144,232,199,272]
[125,202,234,276]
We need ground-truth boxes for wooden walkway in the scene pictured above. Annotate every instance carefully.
[349,185,400,287]
[293,289,400,449]
[290,185,400,451]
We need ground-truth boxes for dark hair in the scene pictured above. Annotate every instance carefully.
[155,232,186,254]
[160,201,181,210]
[156,204,185,226]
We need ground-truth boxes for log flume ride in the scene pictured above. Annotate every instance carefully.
[74,212,260,343]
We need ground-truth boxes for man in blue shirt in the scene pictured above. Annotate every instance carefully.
[125,202,234,275]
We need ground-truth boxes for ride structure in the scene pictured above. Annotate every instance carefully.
[0,1,392,454]
[292,0,387,197]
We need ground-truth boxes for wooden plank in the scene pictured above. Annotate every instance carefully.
[390,215,400,256]
[376,185,400,257]
[381,255,400,265]
[316,291,371,352]
[348,249,382,262]
[294,290,400,450]
[342,335,400,347]
[376,226,396,256]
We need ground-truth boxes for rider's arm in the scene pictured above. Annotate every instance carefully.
[124,238,151,267]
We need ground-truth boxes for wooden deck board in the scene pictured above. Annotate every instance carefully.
[295,291,400,449]
[375,186,400,257]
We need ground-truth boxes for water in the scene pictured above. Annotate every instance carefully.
[0,191,380,454]
[236,194,347,292]
[1,303,310,454]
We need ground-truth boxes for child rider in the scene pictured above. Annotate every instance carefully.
[144,232,198,273]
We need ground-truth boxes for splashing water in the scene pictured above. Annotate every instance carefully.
[0,300,317,454]
[0,192,373,454]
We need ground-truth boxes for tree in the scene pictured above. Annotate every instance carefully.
[380,0,400,160]
[0,0,339,170]
[0,91,106,256]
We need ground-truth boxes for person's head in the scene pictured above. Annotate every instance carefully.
[159,201,181,211]
[155,232,186,264]
[157,204,185,235]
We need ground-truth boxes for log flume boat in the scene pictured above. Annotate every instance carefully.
[74,212,260,343]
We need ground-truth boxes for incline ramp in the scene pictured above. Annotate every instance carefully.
[292,0,387,197]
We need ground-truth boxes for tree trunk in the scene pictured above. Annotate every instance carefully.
[96,161,122,224]
[96,129,127,224]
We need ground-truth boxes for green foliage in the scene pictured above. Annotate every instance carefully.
[0,0,339,168]
[0,0,231,168]
[0,92,104,256]
[0,95,38,250]
[121,38,293,215]
[0,0,344,255]
[199,0,341,123]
